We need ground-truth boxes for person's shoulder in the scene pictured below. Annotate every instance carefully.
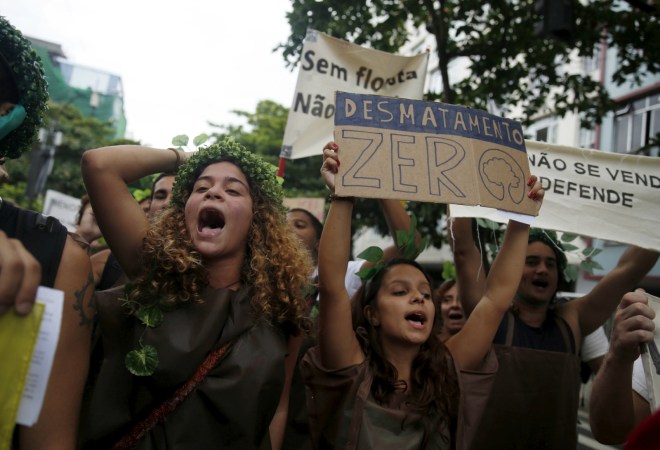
[58,234,92,282]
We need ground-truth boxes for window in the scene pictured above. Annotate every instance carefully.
[533,122,558,144]
[583,45,601,74]
[578,127,596,149]
[613,92,660,156]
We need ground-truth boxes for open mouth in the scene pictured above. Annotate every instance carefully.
[448,312,464,320]
[405,311,427,329]
[532,279,548,288]
[198,208,225,232]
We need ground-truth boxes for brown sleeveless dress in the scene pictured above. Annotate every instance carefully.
[79,285,288,450]
[301,344,498,450]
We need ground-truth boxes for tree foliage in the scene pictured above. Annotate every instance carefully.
[276,0,658,248]
[278,0,657,128]
[3,101,138,207]
[208,99,327,198]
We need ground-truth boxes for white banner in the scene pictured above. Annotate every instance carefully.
[280,29,429,160]
[42,189,80,231]
[450,141,660,251]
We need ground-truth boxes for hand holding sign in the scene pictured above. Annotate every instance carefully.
[326,139,545,216]
[333,91,538,216]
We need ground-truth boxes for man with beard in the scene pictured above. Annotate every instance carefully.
[451,217,658,449]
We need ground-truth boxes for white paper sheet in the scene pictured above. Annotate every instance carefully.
[16,287,64,426]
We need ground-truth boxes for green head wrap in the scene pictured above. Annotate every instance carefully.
[528,228,567,280]
[0,17,49,159]
[171,138,284,210]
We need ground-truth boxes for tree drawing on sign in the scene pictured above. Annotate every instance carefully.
[479,149,525,204]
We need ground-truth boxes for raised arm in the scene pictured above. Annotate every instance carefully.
[317,142,363,370]
[18,235,95,449]
[80,145,182,278]
[378,198,418,262]
[449,215,486,316]
[446,178,543,370]
[573,246,659,337]
[589,290,654,444]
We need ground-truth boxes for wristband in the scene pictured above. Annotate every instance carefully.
[328,193,355,203]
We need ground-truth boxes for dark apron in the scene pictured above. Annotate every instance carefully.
[469,311,581,450]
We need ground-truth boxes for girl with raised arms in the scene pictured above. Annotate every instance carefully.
[300,141,544,449]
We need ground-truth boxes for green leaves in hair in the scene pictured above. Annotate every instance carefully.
[355,213,429,281]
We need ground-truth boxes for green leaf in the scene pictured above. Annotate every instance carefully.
[582,248,602,258]
[135,305,164,328]
[442,260,456,280]
[403,242,418,260]
[171,134,189,147]
[125,345,159,376]
[419,236,430,253]
[562,243,579,252]
[563,265,579,282]
[396,229,409,248]
[477,218,500,230]
[560,233,578,242]
[356,246,384,263]
[356,263,383,281]
[581,260,604,272]
[193,133,210,147]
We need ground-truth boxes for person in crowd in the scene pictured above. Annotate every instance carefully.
[589,289,655,444]
[300,142,544,449]
[74,194,103,252]
[138,196,151,214]
[0,16,94,449]
[147,171,176,217]
[435,279,466,342]
[287,199,420,312]
[434,275,608,377]
[284,201,420,449]
[79,138,313,449]
[450,215,659,449]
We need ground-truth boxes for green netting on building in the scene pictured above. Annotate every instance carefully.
[32,45,126,139]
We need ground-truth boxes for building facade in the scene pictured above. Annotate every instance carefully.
[27,36,127,139]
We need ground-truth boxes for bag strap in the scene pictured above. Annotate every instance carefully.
[111,339,236,450]
[504,310,516,346]
[553,314,578,355]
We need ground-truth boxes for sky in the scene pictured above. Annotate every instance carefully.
[2,0,301,147]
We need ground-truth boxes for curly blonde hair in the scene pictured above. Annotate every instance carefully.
[123,147,314,335]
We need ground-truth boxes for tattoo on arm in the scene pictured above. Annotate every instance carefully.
[73,271,95,327]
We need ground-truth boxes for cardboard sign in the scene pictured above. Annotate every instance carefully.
[451,140,660,251]
[280,29,428,160]
[334,91,537,216]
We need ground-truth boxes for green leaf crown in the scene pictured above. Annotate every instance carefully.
[171,137,284,211]
[355,213,430,281]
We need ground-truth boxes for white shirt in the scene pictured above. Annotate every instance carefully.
[581,326,609,363]
[633,356,650,403]
[312,259,365,301]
